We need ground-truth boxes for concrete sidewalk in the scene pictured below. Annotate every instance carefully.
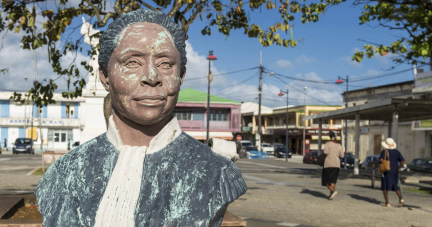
[234,159,432,227]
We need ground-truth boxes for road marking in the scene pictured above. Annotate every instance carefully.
[242,174,294,186]
[276,223,299,226]
[26,167,41,176]
[0,158,11,162]
[237,161,316,173]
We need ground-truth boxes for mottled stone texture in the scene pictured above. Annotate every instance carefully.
[98,8,187,72]
[36,132,247,226]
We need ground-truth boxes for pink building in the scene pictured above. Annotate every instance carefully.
[175,89,241,142]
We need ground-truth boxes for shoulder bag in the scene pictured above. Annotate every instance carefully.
[378,149,391,173]
[316,152,325,167]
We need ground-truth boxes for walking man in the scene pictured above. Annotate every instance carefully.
[322,131,344,200]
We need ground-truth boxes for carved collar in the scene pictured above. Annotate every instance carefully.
[106,115,182,154]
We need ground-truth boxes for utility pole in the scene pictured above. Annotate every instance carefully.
[258,51,263,150]
[303,87,307,156]
[24,77,28,133]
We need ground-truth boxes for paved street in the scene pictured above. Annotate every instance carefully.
[0,152,43,196]
[229,158,432,227]
[1,153,432,226]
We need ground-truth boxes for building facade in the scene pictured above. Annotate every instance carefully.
[342,79,432,163]
[175,89,241,142]
[0,92,84,151]
[0,88,241,151]
[241,102,342,155]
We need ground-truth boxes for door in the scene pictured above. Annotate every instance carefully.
[374,134,382,155]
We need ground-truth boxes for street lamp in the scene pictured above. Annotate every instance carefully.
[303,86,307,156]
[206,51,217,144]
[278,89,289,162]
[336,75,349,169]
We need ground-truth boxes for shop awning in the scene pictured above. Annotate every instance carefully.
[311,136,341,141]
[184,131,233,141]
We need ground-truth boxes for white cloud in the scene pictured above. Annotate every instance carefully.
[181,41,226,91]
[285,72,343,106]
[339,56,363,68]
[0,27,90,93]
[276,59,293,70]
[295,54,317,64]
[361,69,380,77]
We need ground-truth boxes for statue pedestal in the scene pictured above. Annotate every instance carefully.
[80,89,108,144]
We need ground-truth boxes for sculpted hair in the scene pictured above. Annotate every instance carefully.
[98,9,187,72]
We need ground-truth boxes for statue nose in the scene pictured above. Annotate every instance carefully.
[140,66,162,87]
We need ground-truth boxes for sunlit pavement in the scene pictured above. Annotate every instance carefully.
[230,159,432,227]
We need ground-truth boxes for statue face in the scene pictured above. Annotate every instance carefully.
[102,22,184,125]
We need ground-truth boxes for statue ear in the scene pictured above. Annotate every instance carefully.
[99,68,110,92]
[180,66,186,85]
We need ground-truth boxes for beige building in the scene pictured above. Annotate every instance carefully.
[241,102,342,154]
[306,72,432,166]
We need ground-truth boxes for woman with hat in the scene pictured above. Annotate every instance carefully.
[380,138,405,207]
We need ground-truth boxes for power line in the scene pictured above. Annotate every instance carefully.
[272,75,338,106]
[183,67,259,81]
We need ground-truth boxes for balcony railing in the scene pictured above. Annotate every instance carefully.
[266,125,298,130]
[0,117,81,127]
[310,124,342,129]
[178,120,235,131]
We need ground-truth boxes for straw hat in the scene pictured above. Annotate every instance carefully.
[381,138,397,149]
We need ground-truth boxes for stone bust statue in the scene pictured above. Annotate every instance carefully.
[36,9,246,227]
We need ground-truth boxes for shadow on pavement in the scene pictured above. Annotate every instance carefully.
[348,194,381,205]
[353,184,381,191]
[300,189,328,199]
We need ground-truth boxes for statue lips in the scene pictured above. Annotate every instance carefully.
[133,95,166,107]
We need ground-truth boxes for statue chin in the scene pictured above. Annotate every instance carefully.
[115,106,173,127]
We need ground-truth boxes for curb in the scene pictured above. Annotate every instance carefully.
[26,167,41,176]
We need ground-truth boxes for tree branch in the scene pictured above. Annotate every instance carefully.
[167,1,185,19]
[136,0,160,11]
[114,0,122,15]
[99,12,116,27]
[84,0,102,24]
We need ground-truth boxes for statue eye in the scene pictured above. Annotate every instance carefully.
[125,60,141,68]
[158,61,172,69]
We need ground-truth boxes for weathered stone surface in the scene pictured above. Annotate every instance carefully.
[36,133,247,226]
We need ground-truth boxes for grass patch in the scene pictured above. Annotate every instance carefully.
[404,188,432,195]
[31,168,46,175]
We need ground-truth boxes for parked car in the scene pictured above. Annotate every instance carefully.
[340,153,362,168]
[274,144,292,158]
[240,140,252,147]
[245,145,259,159]
[361,155,380,169]
[72,141,80,149]
[12,138,34,155]
[261,143,274,155]
[409,158,432,173]
[303,150,318,164]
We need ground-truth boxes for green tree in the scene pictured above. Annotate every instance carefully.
[0,0,345,107]
[352,0,432,68]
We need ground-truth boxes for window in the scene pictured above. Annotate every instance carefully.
[415,159,423,167]
[422,160,429,169]
[65,104,73,119]
[210,110,228,121]
[61,133,66,142]
[173,110,192,120]
[54,133,60,142]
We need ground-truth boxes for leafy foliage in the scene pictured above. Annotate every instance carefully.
[1,0,346,107]
[352,0,432,66]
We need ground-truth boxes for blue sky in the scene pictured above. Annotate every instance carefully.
[0,1,423,107]
[178,1,419,107]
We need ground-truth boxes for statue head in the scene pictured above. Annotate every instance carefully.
[98,9,187,126]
